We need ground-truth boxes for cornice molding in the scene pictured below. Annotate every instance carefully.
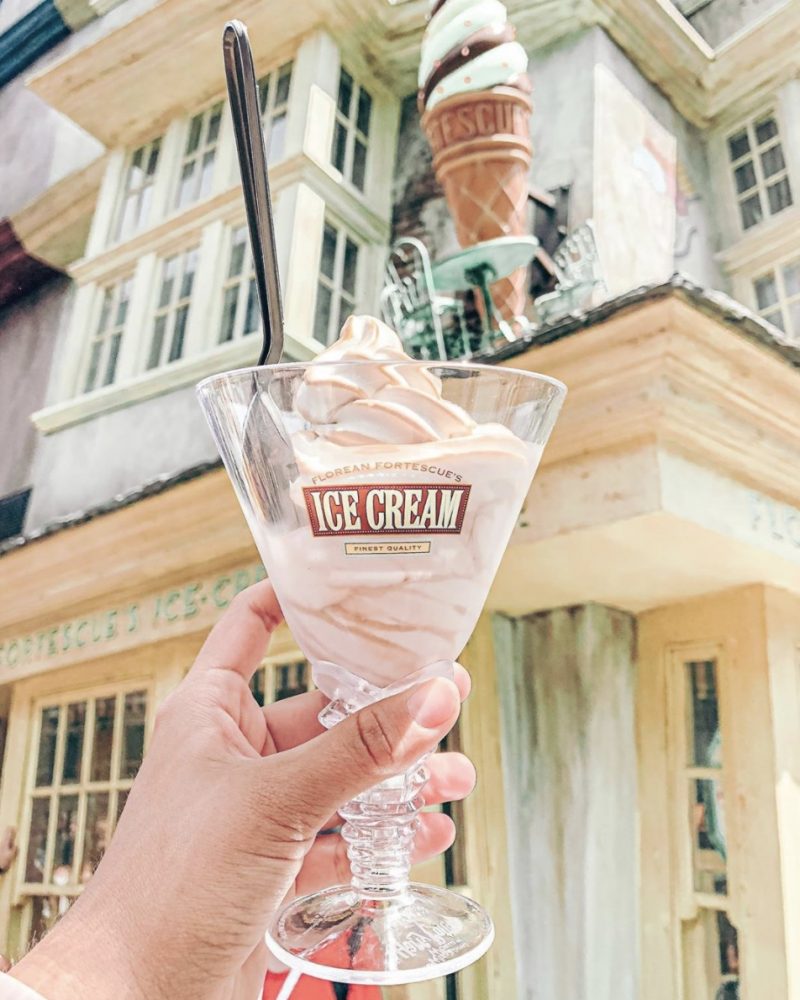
[12,155,107,269]
[509,294,800,509]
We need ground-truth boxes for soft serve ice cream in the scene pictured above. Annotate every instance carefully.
[251,316,541,690]
[418,0,530,112]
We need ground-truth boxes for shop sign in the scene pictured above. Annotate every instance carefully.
[0,562,266,683]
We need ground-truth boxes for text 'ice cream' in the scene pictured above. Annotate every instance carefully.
[252,316,542,689]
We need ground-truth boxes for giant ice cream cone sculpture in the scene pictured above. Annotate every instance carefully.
[419,0,533,323]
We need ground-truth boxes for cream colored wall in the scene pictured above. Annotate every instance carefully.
[638,585,798,1000]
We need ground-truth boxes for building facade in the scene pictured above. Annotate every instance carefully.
[1,1,800,999]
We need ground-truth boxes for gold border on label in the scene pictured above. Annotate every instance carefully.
[344,541,432,556]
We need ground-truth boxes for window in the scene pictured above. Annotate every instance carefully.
[313,221,360,345]
[677,659,742,1000]
[147,248,198,369]
[258,62,292,162]
[219,226,259,344]
[21,686,149,947]
[728,113,792,231]
[113,138,161,242]
[331,68,372,192]
[175,103,223,210]
[84,278,132,393]
[249,658,310,707]
[753,256,800,340]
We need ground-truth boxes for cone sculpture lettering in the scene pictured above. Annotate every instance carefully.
[419,0,534,322]
[197,317,566,984]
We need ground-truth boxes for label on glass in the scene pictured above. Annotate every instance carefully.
[302,483,471,537]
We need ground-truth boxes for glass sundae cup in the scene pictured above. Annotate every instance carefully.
[197,316,565,985]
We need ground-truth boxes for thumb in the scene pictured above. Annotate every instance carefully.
[280,677,461,830]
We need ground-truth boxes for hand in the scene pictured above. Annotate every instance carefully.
[10,582,474,1000]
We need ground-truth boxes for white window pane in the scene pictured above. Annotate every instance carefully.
[103,332,122,387]
[357,88,372,137]
[686,660,721,767]
[228,228,247,278]
[80,792,110,884]
[148,314,167,369]
[754,273,778,309]
[332,121,347,173]
[119,691,147,779]
[268,113,287,161]
[764,309,785,331]
[767,176,793,215]
[314,283,333,343]
[739,193,763,229]
[90,697,116,782]
[185,113,203,154]
[728,130,749,161]
[352,139,368,191]
[53,794,79,884]
[755,116,778,145]
[61,703,86,785]
[342,238,359,296]
[275,63,292,105]
[321,224,337,279]
[760,144,785,178]
[243,279,259,336]
[782,260,800,298]
[786,299,800,337]
[36,707,59,787]
[733,161,756,194]
[25,799,50,883]
[337,68,353,117]
[219,285,239,344]
[84,341,103,393]
[169,305,189,362]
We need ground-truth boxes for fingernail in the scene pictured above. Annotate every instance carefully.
[407,678,459,729]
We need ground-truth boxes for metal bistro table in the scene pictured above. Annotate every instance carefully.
[430,235,539,344]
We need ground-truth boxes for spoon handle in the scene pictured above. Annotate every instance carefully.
[223,20,285,366]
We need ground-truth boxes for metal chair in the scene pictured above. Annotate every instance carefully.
[534,221,606,324]
[380,237,471,360]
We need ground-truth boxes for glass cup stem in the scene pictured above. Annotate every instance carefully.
[320,698,429,899]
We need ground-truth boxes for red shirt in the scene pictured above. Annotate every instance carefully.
[263,972,381,1000]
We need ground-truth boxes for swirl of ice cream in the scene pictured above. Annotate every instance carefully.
[252,315,542,690]
[418,0,529,111]
[294,316,477,445]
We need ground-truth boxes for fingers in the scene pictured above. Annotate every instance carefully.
[294,812,456,897]
[190,581,283,682]
[422,751,476,805]
[261,663,471,756]
[276,677,461,832]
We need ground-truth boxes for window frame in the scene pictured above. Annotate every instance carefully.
[331,66,373,194]
[726,109,794,235]
[665,645,741,999]
[173,101,225,212]
[313,218,363,347]
[81,275,134,395]
[17,679,154,945]
[110,136,163,245]
[751,252,800,341]
[145,245,200,370]
[257,60,293,164]
[216,224,259,347]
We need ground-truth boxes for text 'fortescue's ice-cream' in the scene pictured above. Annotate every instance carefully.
[253,316,541,688]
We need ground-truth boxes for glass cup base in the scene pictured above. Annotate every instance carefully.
[266,882,495,985]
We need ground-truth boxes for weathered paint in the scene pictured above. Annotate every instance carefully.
[493,604,638,1000]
